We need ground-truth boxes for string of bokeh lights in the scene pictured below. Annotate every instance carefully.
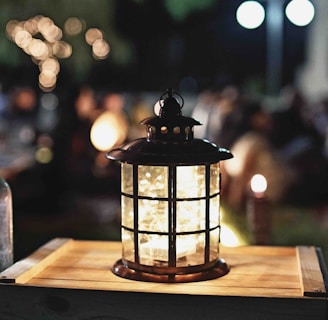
[6,16,110,92]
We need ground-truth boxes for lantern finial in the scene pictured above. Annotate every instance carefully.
[159,88,183,118]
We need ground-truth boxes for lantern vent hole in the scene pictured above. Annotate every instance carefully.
[173,127,180,134]
[160,126,168,134]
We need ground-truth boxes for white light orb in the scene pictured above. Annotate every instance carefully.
[236,1,266,29]
[250,174,267,195]
[285,0,315,27]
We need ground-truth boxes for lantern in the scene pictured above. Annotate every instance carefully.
[106,89,233,282]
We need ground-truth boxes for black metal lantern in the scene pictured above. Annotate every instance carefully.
[106,89,233,282]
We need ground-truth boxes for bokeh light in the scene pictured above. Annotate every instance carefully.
[90,111,128,151]
[236,1,265,29]
[64,17,84,36]
[250,174,267,195]
[92,39,110,60]
[6,15,110,90]
[85,28,103,45]
[6,16,72,92]
[285,0,315,27]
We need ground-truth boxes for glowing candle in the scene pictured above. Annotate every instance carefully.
[247,174,271,245]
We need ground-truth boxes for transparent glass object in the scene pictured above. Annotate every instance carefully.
[120,162,222,267]
[176,165,205,198]
[138,165,168,197]
[0,177,13,272]
[122,163,133,194]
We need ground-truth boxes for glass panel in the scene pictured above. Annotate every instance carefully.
[122,163,133,194]
[122,228,134,261]
[176,165,205,198]
[138,165,168,198]
[210,162,220,195]
[176,234,197,258]
[139,234,168,264]
[176,199,205,232]
[138,199,168,232]
[176,233,205,267]
[209,195,220,229]
[121,195,134,229]
[209,228,220,260]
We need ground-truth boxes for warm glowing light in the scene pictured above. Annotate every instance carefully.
[6,15,72,92]
[223,138,250,177]
[52,41,72,58]
[220,225,241,247]
[35,147,53,164]
[140,237,197,260]
[92,39,110,59]
[28,38,49,60]
[39,70,57,90]
[285,0,315,26]
[39,58,60,75]
[220,207,245,247]
[6,20,20,39]
[42,24,63,43]
[23,18,39,35]
[37,16,54,33]
[250,174,267,195]
[64,17,83,35]
[90,111,128,151]
[236,1,265,29]
[121,162,222,264]
[85,28,103,45]
[14,30,32,48]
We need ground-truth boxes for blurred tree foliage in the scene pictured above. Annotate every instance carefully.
[164,0,217,20]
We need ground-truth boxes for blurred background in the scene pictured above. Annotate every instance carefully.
[0,0,327,264]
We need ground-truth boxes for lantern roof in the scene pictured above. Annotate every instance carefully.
[106,88,233,165]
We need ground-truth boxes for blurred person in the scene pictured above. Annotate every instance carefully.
[74,85,98,121]
[67,85,99,194]
[270,87,328,205]
[3,86,38,149]
[68,88,128,196]
[312,96,328,159]
[191,86,239,146]
[222,98,293,210]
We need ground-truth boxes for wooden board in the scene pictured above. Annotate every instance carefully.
[0,238,326,320]
[0,238,326,298]
[297,246,327,297]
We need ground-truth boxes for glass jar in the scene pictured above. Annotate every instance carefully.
[0,176,13,272]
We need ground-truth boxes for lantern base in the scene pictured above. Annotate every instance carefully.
[112,259,229,283]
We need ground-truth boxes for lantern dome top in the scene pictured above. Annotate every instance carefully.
[141,88,201,142]
[106,88,233,165]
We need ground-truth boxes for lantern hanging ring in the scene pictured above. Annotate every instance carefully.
[159,88,184,109]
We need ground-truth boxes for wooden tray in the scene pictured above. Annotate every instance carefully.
[0,238,327,320]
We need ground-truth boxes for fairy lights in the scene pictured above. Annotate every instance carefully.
[6,16,110,91]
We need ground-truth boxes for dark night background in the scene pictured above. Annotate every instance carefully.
[0,0,326,264]
[0,0,308,93]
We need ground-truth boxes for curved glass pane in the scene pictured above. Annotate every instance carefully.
[138,165,168,198]
[176,165,205,198]
[122,163,133,194]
